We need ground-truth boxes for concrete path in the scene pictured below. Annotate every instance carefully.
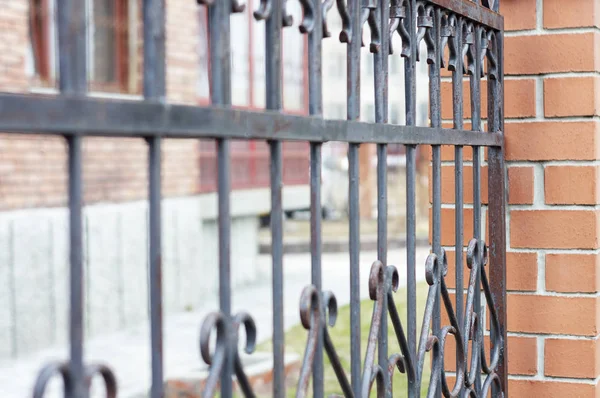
[0,248,429,398]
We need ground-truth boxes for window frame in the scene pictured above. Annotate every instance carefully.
[29,0,137,94]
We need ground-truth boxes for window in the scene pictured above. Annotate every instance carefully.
[197,5,307,113]
[29,0,55,83]
[197,7,309,194]
[28,0,140,93]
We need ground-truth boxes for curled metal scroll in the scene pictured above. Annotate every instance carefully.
[296,285,353,398]
[296,236,503,396]
[199,312,229,397]
[232,312,258,398]
[199,311,258,398]
[361,261,392,397]
[33,361,118,398]
[33,361,71,398]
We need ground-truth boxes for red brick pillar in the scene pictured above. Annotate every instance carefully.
[435,1,600,396]
[502,0,599,395]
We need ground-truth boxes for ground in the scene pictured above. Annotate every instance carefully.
[0,248,430,398]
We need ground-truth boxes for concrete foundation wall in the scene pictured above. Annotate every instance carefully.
[0,185,309,360]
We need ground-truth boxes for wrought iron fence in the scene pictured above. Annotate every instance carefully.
[0,0,505,396]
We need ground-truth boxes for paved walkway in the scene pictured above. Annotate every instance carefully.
[0,248,429,398]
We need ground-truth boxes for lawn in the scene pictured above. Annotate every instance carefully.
[255,282,430,397]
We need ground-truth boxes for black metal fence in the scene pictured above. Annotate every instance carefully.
[0,0,505,396]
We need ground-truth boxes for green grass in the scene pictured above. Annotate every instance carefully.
[255,283,430,397]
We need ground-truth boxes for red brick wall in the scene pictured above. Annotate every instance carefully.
[503,1,600,393]
[0,0,201,211]
[435,1,600,396]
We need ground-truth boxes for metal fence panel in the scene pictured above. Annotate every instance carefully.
[5,0,506,396]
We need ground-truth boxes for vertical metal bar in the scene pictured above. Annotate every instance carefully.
[430,7,442,398]
[310,144,323,396]
[265,0,285,395]
[143,1,166,397]
[405,2,418,397]
[470,25,483,394]
[488,29,507,397]
[347,0,362,392]
[57,1,86,397]
[67,134,85,398]
[270,142,285,398]
[307,0,324,394]
[452,17,464,387]
[374,0,390,393]
[208,0,233,394]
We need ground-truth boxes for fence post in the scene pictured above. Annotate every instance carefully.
[502,0,599,395]
[436,0,600,395]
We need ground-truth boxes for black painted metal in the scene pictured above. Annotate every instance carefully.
[24,0,505,396]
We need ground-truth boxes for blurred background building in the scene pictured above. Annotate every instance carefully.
[0,0,428,361]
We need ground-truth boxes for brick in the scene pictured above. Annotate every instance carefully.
[546,253,600,293]
[545,165,600,205]
[508,166,534,205]
[507,294,599,336]
[500,0,536,31]
[506,251,538,292]
[429,207,476,247]
[423,143,481,162]
[505,79,537,118]
[444,335,536,376]
[545,338,600,379]
[430,165,489,205]
[544,0,600,29]
[441,80,487,120]
[510,210,600,249]
[509,379,599,398]
[505,32,600,75]
[508,335,538,376]
[544,76,600,117]
[445,249,537,292]
[440,79,534,120]
[505,121,600,161]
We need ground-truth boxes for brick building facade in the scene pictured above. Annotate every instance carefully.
[0,0,312,360]
[0,0,310,211]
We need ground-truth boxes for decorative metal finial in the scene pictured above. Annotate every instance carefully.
[389,0,411,58]
[415,2,435,63]
[360,0,381,53]
[440,13,458,70]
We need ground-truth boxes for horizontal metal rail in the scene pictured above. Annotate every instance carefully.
[0,94,502,146]
[427,0,503,30]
